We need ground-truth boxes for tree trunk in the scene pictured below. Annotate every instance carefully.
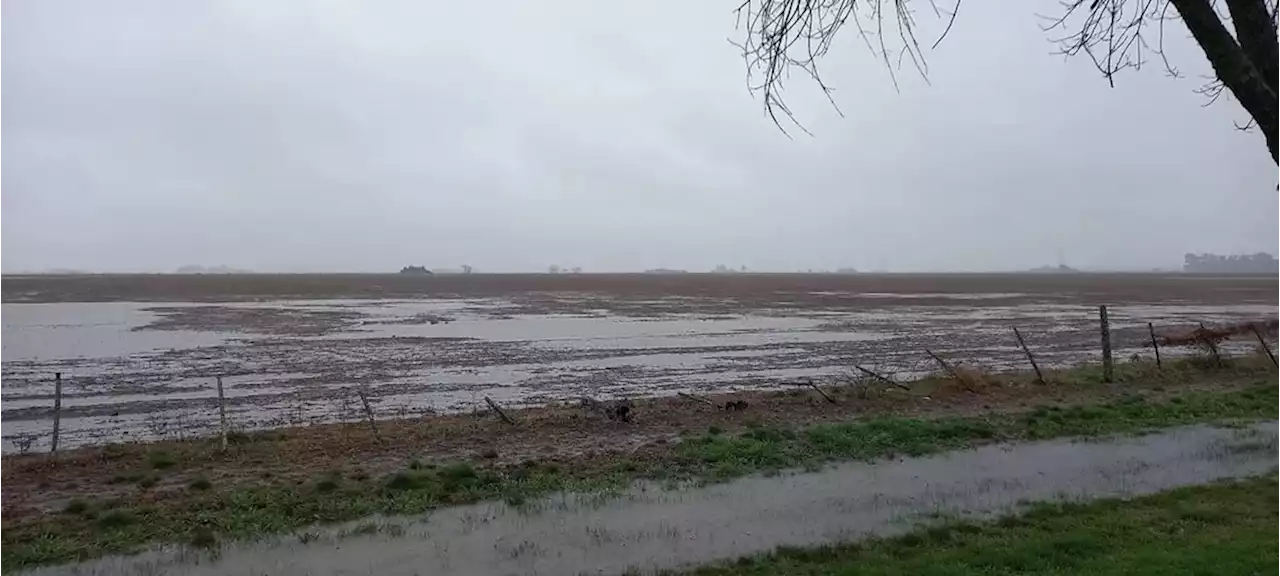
[1223,0,1278,95]
[1171,0,1278,163]
[1259,123,1280,163]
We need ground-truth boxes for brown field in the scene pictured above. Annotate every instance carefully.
[4,271,1277,305]
[3,272,1276,455]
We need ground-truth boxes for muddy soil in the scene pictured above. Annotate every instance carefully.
[2,275,1276,453]
[5,272,1277,305]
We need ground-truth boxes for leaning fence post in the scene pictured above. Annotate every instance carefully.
[51,372,63,454]
[1147,322,1162,370]
[356,387,383,443]
[854,365,908,390]
[216,376,229,452]
[1198,322,1223,366]
[802,377,839,405]
[484,396,517,425]
[1099,306,1113,383]
[926,349,975,392]
[1250,325,1277,366]
[1012,327,1045,384]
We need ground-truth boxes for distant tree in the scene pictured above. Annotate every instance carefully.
[1183,252,1279,272]
[733,0,1278,162]
[461,264,473,275]
[548,265,562,274]
[571,266,583,274]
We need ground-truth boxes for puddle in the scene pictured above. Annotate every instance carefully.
[330,313,884,347]
[1,303,230,361]
[20,422,1278,576]
[853,292,1030,300]
[4,297,1275,453]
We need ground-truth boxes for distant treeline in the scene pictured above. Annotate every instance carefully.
[1183,253,1278,274]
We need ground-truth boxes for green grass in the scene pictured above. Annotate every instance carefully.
[145,451,175,470]
[313,475,340,494]
[61,500,90,516]
[679,476,1278,575]
[674,382,1276,479]
[1,462,624,571]
[2,379,1274,572]
[94,510,137,530]
[188,527,217,549]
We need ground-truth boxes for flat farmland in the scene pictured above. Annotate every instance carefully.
[2,273,1276,453]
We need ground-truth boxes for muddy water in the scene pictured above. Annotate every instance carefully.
[3,295,1276,452]
[21,422,1278,576]
[0,302,230,360]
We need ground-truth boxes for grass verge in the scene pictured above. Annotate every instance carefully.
[678,475,1278,575]
[675,377,1276,480]
[3,379,1275,571]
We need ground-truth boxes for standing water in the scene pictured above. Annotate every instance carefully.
[20,422,1278,576]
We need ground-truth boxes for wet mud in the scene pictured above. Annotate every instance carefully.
[3,275,1276,452]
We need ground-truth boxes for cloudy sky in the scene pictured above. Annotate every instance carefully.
[3,0,1276,273]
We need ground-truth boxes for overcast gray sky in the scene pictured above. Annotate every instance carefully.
[3,0,1276,273]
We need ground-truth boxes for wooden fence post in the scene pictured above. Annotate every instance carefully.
[1198,322,1223,366]
[926,349,975,392]
[1012,327,1045,384]
[51,372,63,454]
[356,387,383,443]
[216,376,229,452]
[854,365,909,390]
[802,377,838,404]
[484,396,517,425]
[1251,325,1277,366]
[1099,306,1113,383]
[1148,322,1162,370]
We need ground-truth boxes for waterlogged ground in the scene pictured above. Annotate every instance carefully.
[2,274,1276,452]
[16,422,1277,576]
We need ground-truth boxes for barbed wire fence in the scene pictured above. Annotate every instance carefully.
[3,305,1276,455]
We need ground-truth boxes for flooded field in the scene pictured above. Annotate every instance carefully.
[3,274,1276,452]
[17,421,1277,576]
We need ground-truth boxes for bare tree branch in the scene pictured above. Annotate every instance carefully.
[733,0,1277,162]
[1170,0,1278,160]
[1194,76,1229,106]
[733,0,937,133]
